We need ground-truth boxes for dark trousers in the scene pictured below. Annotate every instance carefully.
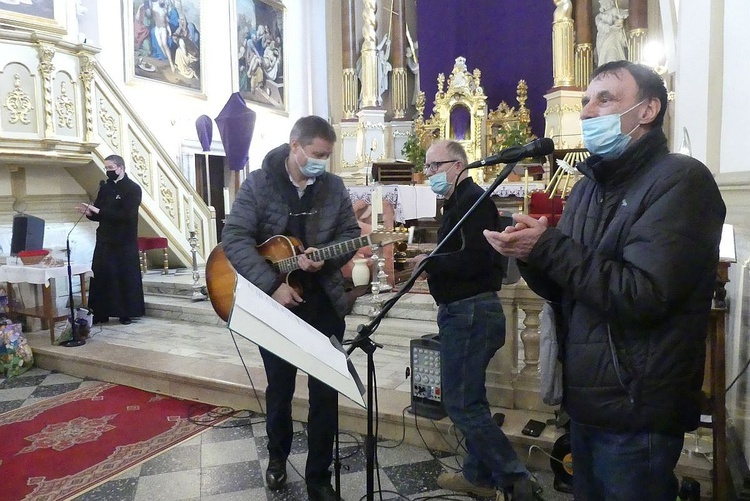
[259,303,345,486]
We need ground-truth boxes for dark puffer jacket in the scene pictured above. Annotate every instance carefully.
[520,128,726,434]
[222,144,361,318]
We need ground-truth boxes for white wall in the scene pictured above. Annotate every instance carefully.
[719,0,750,174]
[82,0,329,174]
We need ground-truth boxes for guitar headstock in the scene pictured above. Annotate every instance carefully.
[369,228,409,248]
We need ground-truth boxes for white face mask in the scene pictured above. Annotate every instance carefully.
[297,148,329,177]
[581,100,645,160]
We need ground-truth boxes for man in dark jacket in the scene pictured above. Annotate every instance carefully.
[222,116,360,501]
[413,140,536,501]
[77,154,144,325]
[484,61,726,500]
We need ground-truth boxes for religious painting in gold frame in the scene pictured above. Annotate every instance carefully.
[233,0,287,114]
[0,0,67,35]
[124,0,204,95]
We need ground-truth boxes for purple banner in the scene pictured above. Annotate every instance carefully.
[416,1,554,139]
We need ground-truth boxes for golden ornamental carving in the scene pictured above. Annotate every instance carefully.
[131,141,150,187]
[159,174,176,217]
[55,81,75,129]
[4,74,34,125]
[543,103,581,117]
[413,57,488,165]
[485,80,535,173]
[98,98,120,147]
[78,53,95,142]
[341,129,358,139]
[79,54,95,84]
[37,43,56,76]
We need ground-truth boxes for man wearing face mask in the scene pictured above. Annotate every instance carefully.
[413,140,538,500]
[222,116,360,501]
[484,61,726,500]
[76,154,144,325]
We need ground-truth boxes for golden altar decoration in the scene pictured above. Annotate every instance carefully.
[411,57,538,181]
[413,56,488,165]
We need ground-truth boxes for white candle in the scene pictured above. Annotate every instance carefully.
[188,195,195,230]
[371,186,383,228]
[224,187,231,216]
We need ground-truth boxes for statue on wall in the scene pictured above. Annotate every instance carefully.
[376,33,391,106]
[406,25,420,107]
[595,0,629,65]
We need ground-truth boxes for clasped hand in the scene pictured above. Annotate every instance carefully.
[483,213,548,262]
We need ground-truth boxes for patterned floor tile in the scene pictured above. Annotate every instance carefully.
[0,370,573,501]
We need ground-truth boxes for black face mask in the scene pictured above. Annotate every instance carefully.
[106,171,119,181]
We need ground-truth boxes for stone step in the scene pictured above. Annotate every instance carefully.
[143,270,438,323]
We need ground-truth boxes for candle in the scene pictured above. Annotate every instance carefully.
[224,187,231,216]
[188,195,195,230]
[371,186,383,228]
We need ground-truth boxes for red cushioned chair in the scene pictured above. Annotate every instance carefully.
[137,237,169,275]
[528,191,564,227]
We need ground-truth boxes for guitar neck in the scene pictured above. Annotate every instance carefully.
[276,235,372,273]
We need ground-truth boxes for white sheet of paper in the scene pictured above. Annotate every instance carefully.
[228,274,365,407]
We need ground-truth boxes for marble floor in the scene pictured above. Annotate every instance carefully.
[4,269,711,499]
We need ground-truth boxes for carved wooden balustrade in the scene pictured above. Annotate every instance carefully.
[0,28,216,267]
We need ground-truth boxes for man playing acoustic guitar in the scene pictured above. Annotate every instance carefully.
[222,116,361,501]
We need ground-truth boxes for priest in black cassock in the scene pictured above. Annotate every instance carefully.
[77,154,145,325]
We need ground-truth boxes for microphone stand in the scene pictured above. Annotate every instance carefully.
[346,162,518,501]
[61,211,87,347]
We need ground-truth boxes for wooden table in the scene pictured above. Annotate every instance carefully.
[0,263,91,343]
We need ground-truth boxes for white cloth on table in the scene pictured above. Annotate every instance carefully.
[0,264,92,287]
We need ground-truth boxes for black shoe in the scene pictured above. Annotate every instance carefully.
[93,316,109,325]
[507,476,544,501]
[119,317,132,325]
[306,483,341,501]
[265,458,287,491]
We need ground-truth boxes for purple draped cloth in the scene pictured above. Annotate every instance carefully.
[215,93,256,171]
[195,115,213,152]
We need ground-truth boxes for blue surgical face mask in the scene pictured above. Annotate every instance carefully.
[582,100,645,160]
[298,148,329,178]
[429,171,451,195]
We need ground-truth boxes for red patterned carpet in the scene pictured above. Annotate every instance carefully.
[0,382,226,501]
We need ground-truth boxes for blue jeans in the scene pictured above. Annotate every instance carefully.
[438,292,529,489]
[570,420,684,500]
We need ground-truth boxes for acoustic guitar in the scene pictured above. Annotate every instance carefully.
[205,231,404,321]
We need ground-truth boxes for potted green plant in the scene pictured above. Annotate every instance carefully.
[402,132,426,183]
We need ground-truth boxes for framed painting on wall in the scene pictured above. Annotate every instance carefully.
[233,0,286,113]
[124,0,204,94]
[0,0,67,34]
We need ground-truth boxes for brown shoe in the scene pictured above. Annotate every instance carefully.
[437,472,496,498]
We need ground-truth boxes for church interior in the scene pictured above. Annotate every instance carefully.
[1,0,749,500]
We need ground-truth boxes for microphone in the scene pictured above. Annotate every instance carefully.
[467,138,555,168]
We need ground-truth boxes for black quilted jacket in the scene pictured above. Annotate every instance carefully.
[222,144,361,318]
[519,128,726,434]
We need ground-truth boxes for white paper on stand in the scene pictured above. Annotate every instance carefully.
[228,274,366,408]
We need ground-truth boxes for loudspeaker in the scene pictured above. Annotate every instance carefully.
[10,214,45,256]
[408,334,447,420]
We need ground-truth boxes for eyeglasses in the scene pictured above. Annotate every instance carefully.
[423,160,458,175]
